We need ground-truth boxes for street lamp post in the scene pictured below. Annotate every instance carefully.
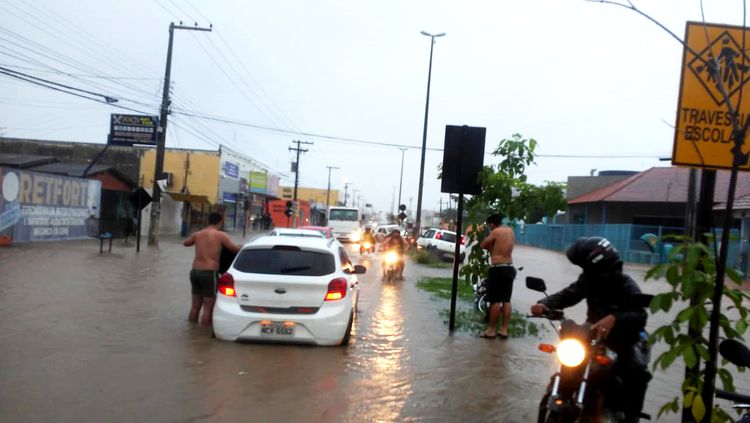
[397,147,407,216]
[414,30,445,237]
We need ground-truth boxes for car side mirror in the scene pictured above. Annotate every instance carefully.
[353,264,367,274]
[526,276,547,293]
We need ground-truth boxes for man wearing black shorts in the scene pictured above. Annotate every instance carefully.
[479,213,516,339]
[183,213,241,325]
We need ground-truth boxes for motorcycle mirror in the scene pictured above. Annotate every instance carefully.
[719,339,750,368]
[526,276,547,293]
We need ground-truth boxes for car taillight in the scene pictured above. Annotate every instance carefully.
[325,278,348,301]
[217,273,236,297]
[435,232,442,240]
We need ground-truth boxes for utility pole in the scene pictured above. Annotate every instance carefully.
[325,166,339,207]
[343,182,351,206]
[289,140,313,201]
[148,22,212,246]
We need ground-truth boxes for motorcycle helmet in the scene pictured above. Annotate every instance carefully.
[566,237,621,273]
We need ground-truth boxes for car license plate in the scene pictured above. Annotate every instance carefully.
[260,322,294,336]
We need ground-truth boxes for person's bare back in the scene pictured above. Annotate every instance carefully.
[183,227,238,271]
[481,225,515,265]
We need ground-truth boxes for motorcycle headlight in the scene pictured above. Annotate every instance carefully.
[385,251,398,264]
[556,339,586,367]
[363,241,372,249]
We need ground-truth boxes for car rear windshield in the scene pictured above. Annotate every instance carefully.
[442,232,457,243]
[234,247,335,276]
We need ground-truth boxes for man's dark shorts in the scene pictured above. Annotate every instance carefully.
[487,265,516,303]
[190,269,219,298]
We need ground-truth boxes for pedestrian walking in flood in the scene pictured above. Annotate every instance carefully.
[183,212,241,326]
[479,213,516,339]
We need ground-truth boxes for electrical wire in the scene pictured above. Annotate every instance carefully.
[0,66,118,101]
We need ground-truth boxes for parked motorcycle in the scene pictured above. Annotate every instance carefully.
[526,276,652,422]
[473,266,522,316]
[716,338,750,422]
[473,277,489,315]
[382,250,401,282]
[360,240,375,255]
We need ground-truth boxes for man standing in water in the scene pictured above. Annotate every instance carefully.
[183,212,241,326]
[479,213,516,339]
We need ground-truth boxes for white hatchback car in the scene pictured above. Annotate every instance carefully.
[213,236,365,346]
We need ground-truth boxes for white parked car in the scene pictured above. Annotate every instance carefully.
[269,228,325,238]
[416,228,466,261]
[213,236,365,346]
[373,224,402,242]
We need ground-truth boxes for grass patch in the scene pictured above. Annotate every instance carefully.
[416,276,474,302]
[417,277,544,337]
[410,250,453,269]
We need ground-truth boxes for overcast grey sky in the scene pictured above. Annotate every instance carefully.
[0,1,745,215]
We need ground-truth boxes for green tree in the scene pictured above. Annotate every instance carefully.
[646,239,749,422]
[460,134,566,282]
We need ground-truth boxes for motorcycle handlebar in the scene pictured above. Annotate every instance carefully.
[526,309,565,320]
[716,389,750,404]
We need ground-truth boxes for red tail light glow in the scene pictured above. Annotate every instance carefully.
[217,273,236,297]
[595,355,613,365]
[461,235,466,245]
[325,278,348,301]
[539,343,556,353]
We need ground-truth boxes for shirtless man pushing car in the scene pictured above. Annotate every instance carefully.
[479,213,516,339]
[183,212,241,325]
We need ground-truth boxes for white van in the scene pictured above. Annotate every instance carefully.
[327,207,360,243]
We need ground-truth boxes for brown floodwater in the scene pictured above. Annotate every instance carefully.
[0,235,747,422]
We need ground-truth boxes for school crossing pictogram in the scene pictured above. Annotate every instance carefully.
[688,30,750,107]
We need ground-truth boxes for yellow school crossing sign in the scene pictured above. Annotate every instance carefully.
[673,21,750,170]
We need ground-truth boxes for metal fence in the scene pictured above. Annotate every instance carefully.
[514,223,742,269]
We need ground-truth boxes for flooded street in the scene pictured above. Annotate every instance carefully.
[0,235,747,422]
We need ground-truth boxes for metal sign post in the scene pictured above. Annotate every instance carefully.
[441,125,486,334]
[673,22,750,419]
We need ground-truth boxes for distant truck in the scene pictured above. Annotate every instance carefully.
[267,199,311,228]
[327,206,360,243]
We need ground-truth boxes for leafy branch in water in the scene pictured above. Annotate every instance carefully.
[646,239,749,422]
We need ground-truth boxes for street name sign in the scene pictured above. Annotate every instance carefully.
[673,22,750,170]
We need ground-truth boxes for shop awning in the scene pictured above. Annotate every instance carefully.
[165,192,211,205]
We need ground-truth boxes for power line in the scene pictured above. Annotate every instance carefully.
[0,63,161,80]
[0,6,160,101]
[0,68,150,114]
[172,109,667,159]
[0,65,118,101]
[188,31,288,129]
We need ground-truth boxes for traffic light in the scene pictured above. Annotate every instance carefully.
[285,200,294,217]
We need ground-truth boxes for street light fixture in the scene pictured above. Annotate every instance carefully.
[414,30,445,237]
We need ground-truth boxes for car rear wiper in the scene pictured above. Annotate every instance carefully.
[280,266,312,274]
